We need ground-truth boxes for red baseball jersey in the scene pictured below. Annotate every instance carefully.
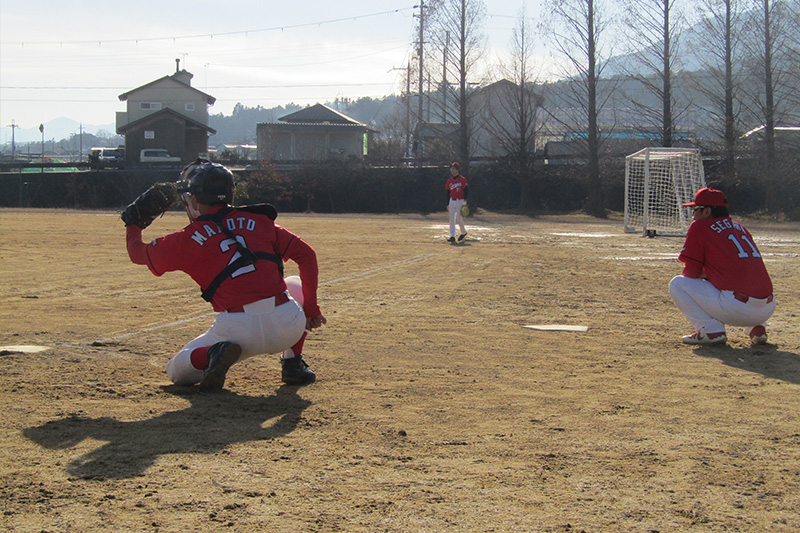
[126,206,321,315]
[679,216,773,298]
[445,175,468,201]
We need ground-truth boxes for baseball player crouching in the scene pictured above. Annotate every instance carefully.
[124,159,326,390]
[669,187,775,346]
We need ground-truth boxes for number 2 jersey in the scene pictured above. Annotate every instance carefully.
[126,206,321,316]
[679,216,773,298]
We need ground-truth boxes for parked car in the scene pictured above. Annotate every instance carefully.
[88,147,124,168]
[139,149,182,164]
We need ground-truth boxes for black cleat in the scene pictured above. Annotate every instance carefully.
[457,233,467,242]
[281,354,316,385]
[199,342,241,391]
[447,237,456,243]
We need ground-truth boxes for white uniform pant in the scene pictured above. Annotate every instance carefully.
[668,276,776,335]
[166,294,307,386]
[448,199,467,238]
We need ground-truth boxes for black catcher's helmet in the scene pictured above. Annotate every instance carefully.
[180,158,234,205]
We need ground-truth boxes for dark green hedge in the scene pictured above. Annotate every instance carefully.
[1,156,794,217]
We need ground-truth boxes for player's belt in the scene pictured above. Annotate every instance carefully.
[226,292,290,313]
[733,292,773,304]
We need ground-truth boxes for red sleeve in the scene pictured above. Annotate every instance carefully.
[681,260,704,278]
[126,225,146,263]
[275,226,322,318]
[125,225,166,276]
[126,225,180,276]
[678,222,705,278]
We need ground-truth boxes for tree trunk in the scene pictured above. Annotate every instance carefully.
[585,0,605,218]
[762,0,777,211]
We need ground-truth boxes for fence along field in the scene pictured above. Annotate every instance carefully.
[2,208,800,532]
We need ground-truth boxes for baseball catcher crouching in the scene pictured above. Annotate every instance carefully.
[123,159,327,390]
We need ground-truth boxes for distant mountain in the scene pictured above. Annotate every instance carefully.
[600,1,782,78]
[0,117,117,145]
[600,18,719,79]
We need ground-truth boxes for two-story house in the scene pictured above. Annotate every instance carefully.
[413,79,546,164]
[116,62,216,166]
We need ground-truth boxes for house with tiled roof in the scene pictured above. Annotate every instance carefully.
[256,104,376,162]
[116,62,216,166]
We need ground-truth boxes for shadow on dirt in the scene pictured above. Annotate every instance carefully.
[693,344,800,385]
[22,385,311,480]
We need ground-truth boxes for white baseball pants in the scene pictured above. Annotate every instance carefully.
[448,199,466,238]
[166,293,307,386]
[668,275,776,335]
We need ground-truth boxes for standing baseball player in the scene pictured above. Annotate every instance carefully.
[445,162,469,243]
[124,159,326,389]
[669,187,775,346]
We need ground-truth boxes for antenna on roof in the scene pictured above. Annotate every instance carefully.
[176,58,180,73]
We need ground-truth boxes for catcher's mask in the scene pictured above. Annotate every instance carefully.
[179,159,234,219]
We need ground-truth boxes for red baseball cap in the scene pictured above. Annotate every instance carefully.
[683,187,728,207]
[450,162,461,170]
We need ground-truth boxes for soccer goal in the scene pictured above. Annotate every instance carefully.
[624,147,706,237]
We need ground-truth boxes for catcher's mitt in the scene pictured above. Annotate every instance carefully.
[460,203,470,217]
[121,182,179,229]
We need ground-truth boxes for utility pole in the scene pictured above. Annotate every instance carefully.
[458,0,469,171]
[417,1,425,125]
[441,31,450,122]
[39,124,45,172]
[414,1,426,164]
[8,120,18,160]
[79,123,84,162]
[406,61,412,158]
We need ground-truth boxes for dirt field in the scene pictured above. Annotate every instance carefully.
[1,208,800,532]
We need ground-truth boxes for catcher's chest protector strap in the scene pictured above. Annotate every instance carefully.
[197,207,283,303]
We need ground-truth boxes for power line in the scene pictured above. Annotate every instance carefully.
[1,40,410,72]
[0,8,414,47]
[1,83,396,90]
[0,37,407,61]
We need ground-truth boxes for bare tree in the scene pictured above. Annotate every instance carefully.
[781,0,800,113]
[374,102,412,164]
[478,8,544,209]
[425,0,487,174]
[740,0,800,210]
[385,63,414,160]
[620,0,690,147]
[692,0,746,181]
[541,0,616,217]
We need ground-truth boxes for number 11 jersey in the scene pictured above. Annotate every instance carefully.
[679,216,773,298]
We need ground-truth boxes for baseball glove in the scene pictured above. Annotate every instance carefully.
[460,204,470,217]
[120,182,179,229]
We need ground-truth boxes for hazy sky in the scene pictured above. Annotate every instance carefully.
[0,0,548,135]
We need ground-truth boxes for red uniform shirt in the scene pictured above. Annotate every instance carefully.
[679,216,773,298]
[445,175,468,201]
[126,206,321,316]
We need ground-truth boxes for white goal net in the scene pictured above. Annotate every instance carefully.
[624,147,706,236]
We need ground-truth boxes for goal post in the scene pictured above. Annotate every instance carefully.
[624,147,706,237]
